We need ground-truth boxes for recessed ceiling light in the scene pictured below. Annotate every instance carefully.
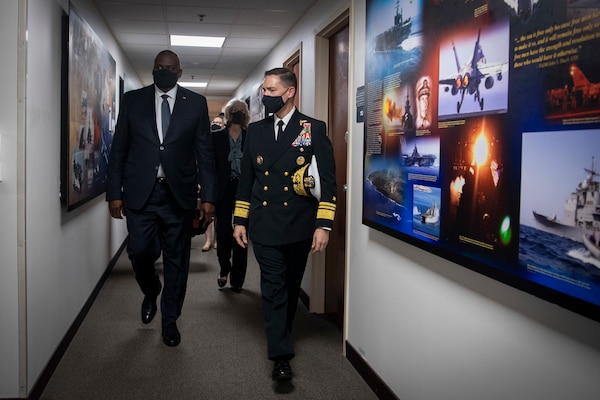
[170,35,225,48]
[179,81,207,88]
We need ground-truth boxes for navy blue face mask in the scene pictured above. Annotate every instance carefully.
[153,69,178,91]
[262,95,285,114]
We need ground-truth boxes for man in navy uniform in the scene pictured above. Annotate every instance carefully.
[233,67,336,382]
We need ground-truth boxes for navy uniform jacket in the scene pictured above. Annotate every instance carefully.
[106,84,216,209]
[233,110,336,245]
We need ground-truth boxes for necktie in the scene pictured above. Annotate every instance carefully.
[161,94,171,137]
[276,120,284,142]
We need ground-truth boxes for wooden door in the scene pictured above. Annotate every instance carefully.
[325,24,349,329]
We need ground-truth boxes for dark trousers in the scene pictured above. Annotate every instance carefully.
[252,239,312,361]
[216,178,248,287]
[125,180,193,328]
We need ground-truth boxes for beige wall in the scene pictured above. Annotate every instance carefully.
[0,0,139,396]
[345,1,600,399]
[0,0,22,396]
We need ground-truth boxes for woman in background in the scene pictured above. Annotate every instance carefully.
[212,99,249,292]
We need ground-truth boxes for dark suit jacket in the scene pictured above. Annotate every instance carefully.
[212,127,246,202]
[106,85,216,210]
[233,110,336,246]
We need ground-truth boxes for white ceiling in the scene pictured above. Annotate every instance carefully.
[93,0,318,114]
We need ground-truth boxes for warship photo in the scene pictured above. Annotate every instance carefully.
[533,156,600,243]
[421,201,440,225]
[402,89,414,130]
[374,0,412,52]
[403,145,436,167]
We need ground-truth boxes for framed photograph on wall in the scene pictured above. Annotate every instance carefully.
[249,80,264,123]
[363,0,600,322]
[62,3,116,211]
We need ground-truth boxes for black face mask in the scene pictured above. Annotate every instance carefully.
[262,95,285,114]
[211,123,223,132]
[153,69,178,91]
[231,111,245,125]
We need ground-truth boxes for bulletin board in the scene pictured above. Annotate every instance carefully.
[363,0,600,321]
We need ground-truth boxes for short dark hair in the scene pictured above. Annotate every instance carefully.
[264,67,297,89]
[154,50,180,63]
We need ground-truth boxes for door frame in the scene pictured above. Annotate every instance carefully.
[283,43,302,111]
[309,6,350,316]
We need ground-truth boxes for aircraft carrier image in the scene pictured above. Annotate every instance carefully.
[374,0,412,52]
[403,145,436,167]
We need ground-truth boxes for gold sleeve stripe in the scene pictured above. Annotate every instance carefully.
[317,208,335,221]
[234,200,250,219]
[319,201,336,209]
[317,201,336,221]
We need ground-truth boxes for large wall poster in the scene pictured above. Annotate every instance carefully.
[363,0,600,321]
[64,3,116,211]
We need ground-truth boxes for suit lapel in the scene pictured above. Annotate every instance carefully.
[262,110,303,170]
[258,116,276,159]
[278,110,302,147]
[143,86,160,142]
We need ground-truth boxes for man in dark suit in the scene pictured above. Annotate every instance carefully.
[233,68,337,382]
[213,99,249,292]
[107,50,216,347]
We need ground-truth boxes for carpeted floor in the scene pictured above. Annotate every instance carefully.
[40,234,378,400]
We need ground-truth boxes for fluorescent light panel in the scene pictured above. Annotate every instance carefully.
[179,81,207,88]
[170,35,225,48]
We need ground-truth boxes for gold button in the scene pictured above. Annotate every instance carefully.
[283,202,288,206]
[283,186,289,192]
[284,171,289,176]
[300,147,304,152]
[263,186,268,191]
[265,171,269,176]
[262,201,267,206]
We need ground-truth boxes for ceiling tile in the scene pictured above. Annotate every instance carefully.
[91,0,318,115]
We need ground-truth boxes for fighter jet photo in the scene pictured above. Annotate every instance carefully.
[439,28,509,115]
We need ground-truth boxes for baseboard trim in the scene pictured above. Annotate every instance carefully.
[346,341,400,400]
[26,239,128,400]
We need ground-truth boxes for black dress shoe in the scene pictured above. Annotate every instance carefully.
[217,275,227,288]
[141,297,157,324]
[271,360,292,381]
[141,281,162,324]
[162,323,181,347]
[231,286,242,293]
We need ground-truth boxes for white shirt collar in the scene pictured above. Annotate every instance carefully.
[155,85,178,100]
[275,106,296,128]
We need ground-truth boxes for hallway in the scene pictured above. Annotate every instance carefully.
[39,235,377,400]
